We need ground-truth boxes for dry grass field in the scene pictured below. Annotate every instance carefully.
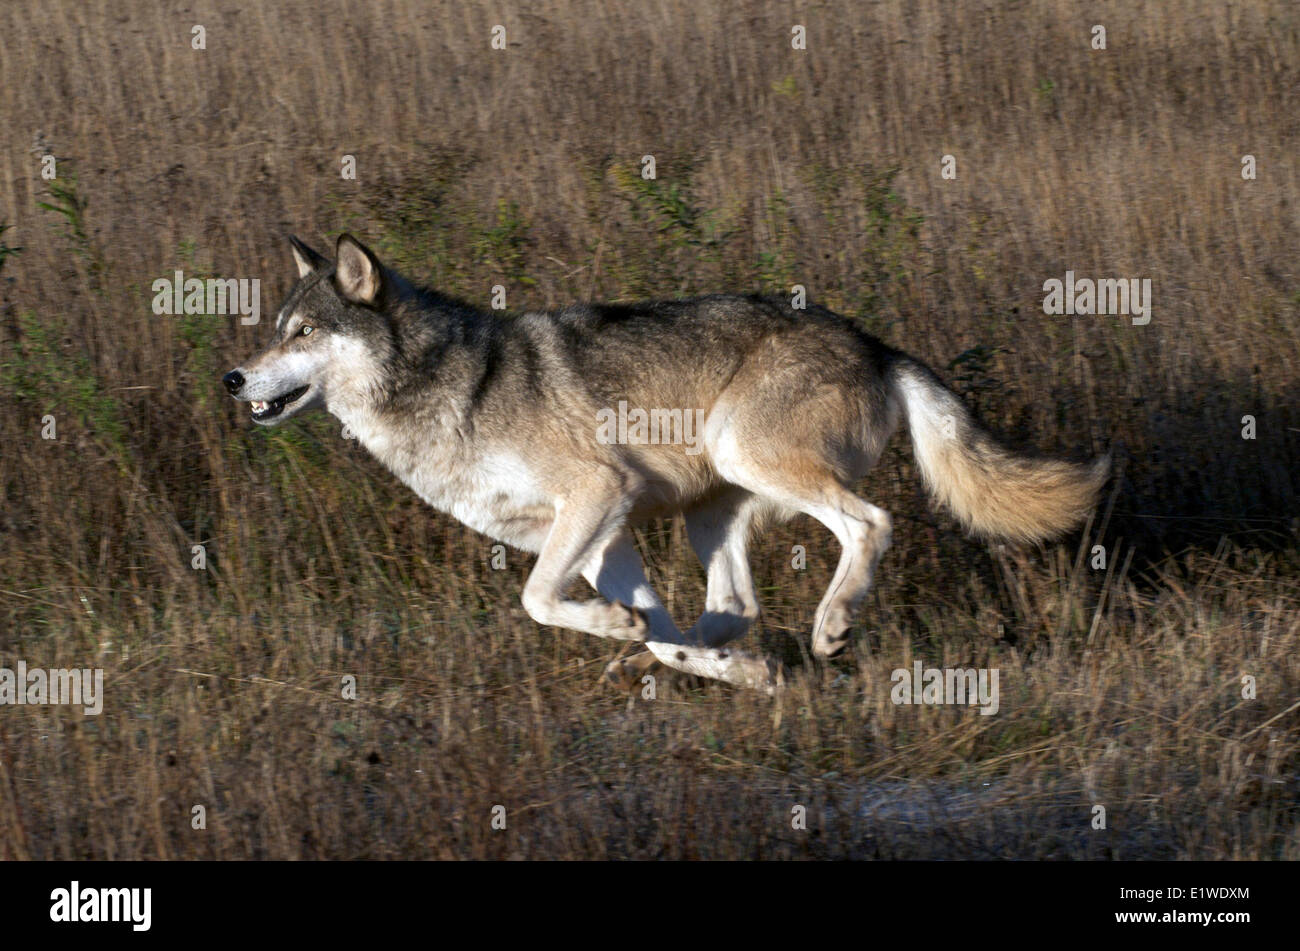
[1,0,1297,859]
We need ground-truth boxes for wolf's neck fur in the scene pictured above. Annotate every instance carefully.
[325,293,510,505]
[323,302,554,550]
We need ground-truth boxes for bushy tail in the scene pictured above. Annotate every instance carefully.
[889,356,1110,544]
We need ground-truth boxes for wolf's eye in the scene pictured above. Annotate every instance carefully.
[298,325,313,337]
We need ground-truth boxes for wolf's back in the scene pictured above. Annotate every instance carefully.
[888,356,1109,544]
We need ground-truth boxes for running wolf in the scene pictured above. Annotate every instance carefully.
[223,235,1109,691]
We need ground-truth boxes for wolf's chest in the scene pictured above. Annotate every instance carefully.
[335,403,556,550]
[366,432,554,551]
[412,452,550,534]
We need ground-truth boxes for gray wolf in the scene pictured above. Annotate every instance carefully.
[223,235,1109,691]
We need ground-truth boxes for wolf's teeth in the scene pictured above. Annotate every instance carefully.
[251,400,267,412]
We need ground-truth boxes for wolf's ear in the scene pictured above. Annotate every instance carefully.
[334,234,383,305]
[289,235,328,279]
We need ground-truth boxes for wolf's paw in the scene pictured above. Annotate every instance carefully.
[812,607,854,658]
[608,600,649,640]
[602,650,661,693]
[813,631,851,658]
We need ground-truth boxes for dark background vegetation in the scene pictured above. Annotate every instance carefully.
[1,0,1297,858]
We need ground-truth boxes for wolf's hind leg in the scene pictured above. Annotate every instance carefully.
[713,458,891,659]
[802,485,891,657]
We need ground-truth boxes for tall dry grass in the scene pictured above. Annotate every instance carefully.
[0,0,1297,858]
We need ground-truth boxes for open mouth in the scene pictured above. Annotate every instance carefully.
[249,385,310,422]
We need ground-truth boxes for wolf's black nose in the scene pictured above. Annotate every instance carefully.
[223,370,245,395]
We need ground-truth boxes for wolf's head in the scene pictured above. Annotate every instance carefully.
[223,234,396,426]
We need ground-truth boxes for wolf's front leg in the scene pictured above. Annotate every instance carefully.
[519,473,652,641]
[580,531,684,641]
